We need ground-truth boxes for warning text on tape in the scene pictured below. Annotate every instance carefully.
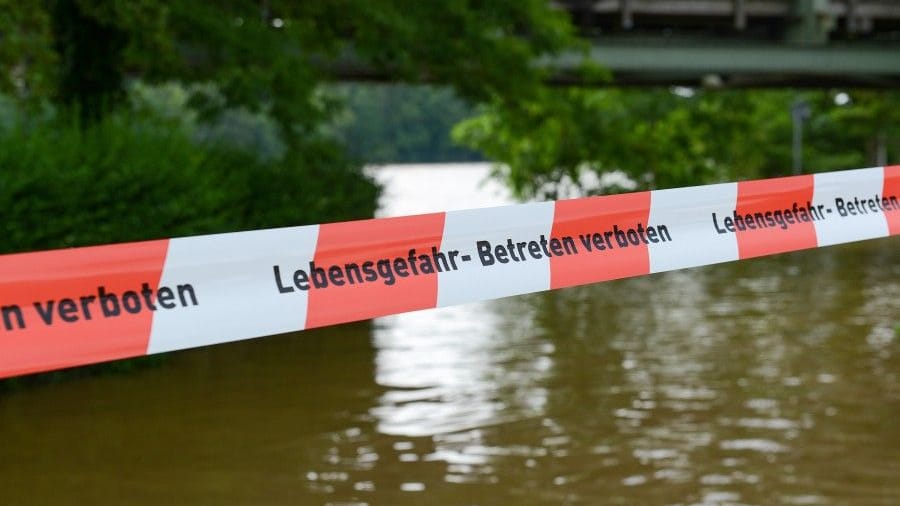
[1,166,898,378]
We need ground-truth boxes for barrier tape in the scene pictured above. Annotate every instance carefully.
[1,166,898,379]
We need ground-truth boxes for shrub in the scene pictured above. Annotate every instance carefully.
[0,108,379,387]
[0,111,379,254]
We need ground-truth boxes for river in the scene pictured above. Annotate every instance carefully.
[1,163,898,505]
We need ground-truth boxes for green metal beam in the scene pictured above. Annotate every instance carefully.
[550,39,900,87]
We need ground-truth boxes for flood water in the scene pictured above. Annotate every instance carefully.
[1,163,898,505]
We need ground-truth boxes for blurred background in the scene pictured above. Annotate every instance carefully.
[1,1,899,504]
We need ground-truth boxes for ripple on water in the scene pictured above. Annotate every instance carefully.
[719,439,787,453]
[2,164,898,506]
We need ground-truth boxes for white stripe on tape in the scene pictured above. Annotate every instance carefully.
[148,226,319,354]
[1,166,897,378]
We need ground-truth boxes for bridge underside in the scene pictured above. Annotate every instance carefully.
[552,39,900,88]
[331,1,900,89]
[554,0,900,88]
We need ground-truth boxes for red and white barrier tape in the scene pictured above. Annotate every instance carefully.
[1,166,898,378]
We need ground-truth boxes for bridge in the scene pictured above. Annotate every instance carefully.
[553,0,900,87]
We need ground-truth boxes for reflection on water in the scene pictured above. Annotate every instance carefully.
[1,163,898,505]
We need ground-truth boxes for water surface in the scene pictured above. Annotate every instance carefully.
[1,163,898,505]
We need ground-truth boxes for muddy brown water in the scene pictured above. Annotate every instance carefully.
[1,164,898,505]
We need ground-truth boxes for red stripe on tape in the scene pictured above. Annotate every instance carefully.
[0,240,169,377]
[305,213,446,329]
[884,165,900,235]
[736,175,817,259]
[550,192,652,289]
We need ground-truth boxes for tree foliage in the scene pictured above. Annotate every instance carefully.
[2,0,578,129]
[454,87,900,199]
[3,0,897,206]
[327,83,481,163]
[0,0,56,98]
[0,107,379,254]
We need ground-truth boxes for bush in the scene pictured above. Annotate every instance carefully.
[0,110,379,254]
[0,108,379,387]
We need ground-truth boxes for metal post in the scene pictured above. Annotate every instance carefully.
[876,131,887,166]
[620,0,633,29]
[847,0,860,34]
[792,99,811,174]
[734,0,747,31]
[788,0,833,45]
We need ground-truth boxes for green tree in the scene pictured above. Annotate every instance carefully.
[0,0,585,249]
[454,87,900,198]
[0,0,56,99]
[327,83,481,163]
[2,1,579,128]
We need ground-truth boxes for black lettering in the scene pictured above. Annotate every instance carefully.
[309,261,328,289]
[274,265,294,293]
[362,261,378,282]
[33,300,54,325]
[812,203,824,221]
[626,229,640,246]
[773,211,787,229]
[2,304,25,330]
[539,235,551,257]
[744,214,757,230]
[177,284,198,306]
[79,295,96,320]
[58,298,79,323]
[293,269,310,291]
[417,255,435,274]
[613,225,628,247]
[723,216,735,232]
[753,212,766,228]
[732,211,746,231]
[328,265,345,286]
[505,239,519,262]
[657,225,671,242]
[140,283,157,311]
[122,291,142,314]
[494,243,509,263]
[407,249,419,275]
[578,234,592,252]
[448,250,460,270]
[515,241,529,261]
[393,257,409,277]
[549,237,564,256]
[345,263,363,285]
[157,287,176,309]
[636,223,648,244]
[431,247,450,272]
[376,259,396,285]
[99,286,120,317]
[561,236,577,255]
